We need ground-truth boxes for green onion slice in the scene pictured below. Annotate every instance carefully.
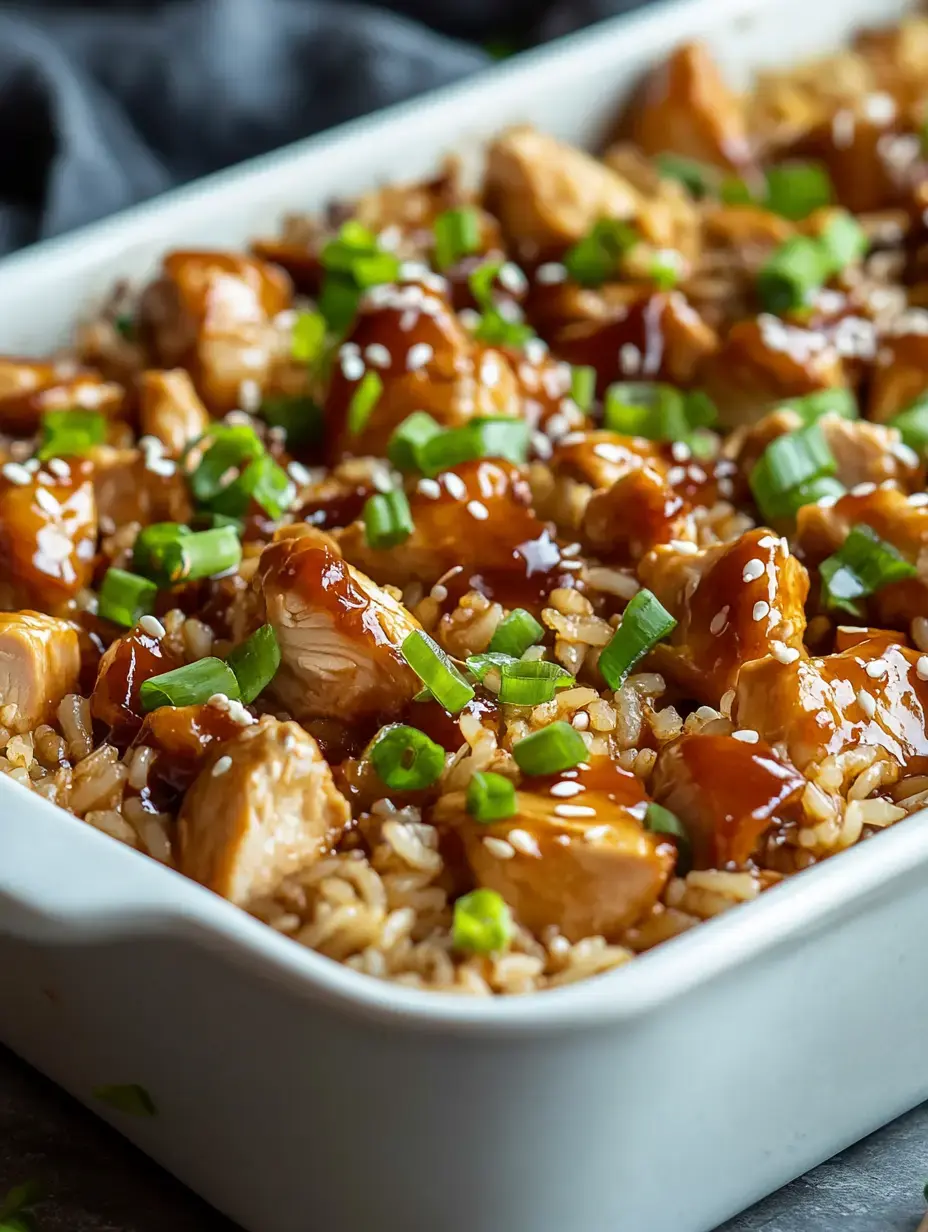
[97,568,157,628]
[599,589,677,690]
[0,1179,43,1223]
[471,308,536,350]
[464,651,517,684]
[569,364,597,412]
[489,608,544,657]
[261,394,324,446]
[757,235,831,314]
[417,417,529,476]
[654,153,715,198]
[93,1083,157,1117]
[226,624,281,704]
[318,275,362,334]
[603,382,691,441]
[290,311,326,364]
[564,218,637,287]
[347,370,383,437]
[466,771,517,823]
[788,474,845,510]
[889,395,928,453]
[749,422,837,520]
[644,802,692,874]
[785,388,858,424]
[818,210,868,274]
[498,659,574,705]
[363,488,414,549]
[819,524,916,616]
[38,408,106,460]
[140,658,242,711]
[368,723,445,791]
[188,424,265,506]
[468,260,502,308]
[171,525,242,582]
[209,454,296,520]
[512,720,588,775]
[452,888,512,954]
[387,412,443,472]
[648,250,682,289]
[434,207,481,270]
[321,222,400,288]
[132,522,191,580]
[763,162,832,220]
[402,630,475,714]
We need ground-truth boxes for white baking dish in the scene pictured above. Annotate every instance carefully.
[0,0,924,1228]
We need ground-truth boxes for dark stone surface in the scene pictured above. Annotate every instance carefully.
[1,1043,927,1231]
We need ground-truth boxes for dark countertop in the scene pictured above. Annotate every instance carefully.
[1,1044,927,1232]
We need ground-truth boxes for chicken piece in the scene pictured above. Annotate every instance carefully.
[548,429,661,492]
[855,17,928,114]
[868,323,928,422]
[733,408,922,493]
[735,642,928,773]
[550,288,718,393]
[833,625,908,654]
[91,627,184,743]
[258,536,421,725]
[582,466,694,564]
[178,718,350,909]
[0,463,97,611]
[138,369,211,457]
[0,358,124,435]
[137,251,293,413]
[324,278,522,460]
[651,733,805,867]
[638,528,809,705]
[602,142,702,259]
[0,611,81,734]
[88,445,193,531]
[128,702,250,813]
[484,127,641,259]
[434,757,675,941]
[338,459,569,607]
[796,486,928,630]
[625,43,753,170]
[703,315,848,428]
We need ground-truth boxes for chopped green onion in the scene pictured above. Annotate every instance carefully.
[569,365,597,412]
[192,512,244,533]
[452,888,512,954]
[401,630,475,714]
[757,235,832,314]
[788,474,845,510]
[321,222,400,287]
[655,153,714,198]
[599,588,677,690]
[363,488,414,548]
[210,454,296,519]
[468,260,502,308]
[466,771,517,823]
[498,659,574,705]
[417,417,529,476]
[149,525,242,585]
[749,422,837,520]
[318,275,361,334]
[820,524,916,616]
[719,175,754,205]
[889,394,928,452]
[464,651,516,685]
[387,411,443,472]
[564,218,637,287]
[513,720,588,775]
[260,394,324,446]
[226,624,280,704]
[489,607,544,657]
[37,408,106,460]
[93,1083,157,1117]
[368,723,445,791]
[97,568,157,628]
[648,250,682,289]
[644,803,692,874]
[785,388,858,424]
[471,308,536,350]
[0,1179,42,1223]
[347,370,383,436]
[433,207,481,270]
[132,522,191,581]
[818,210,868,273]
[604,382,691,441]
[684,390,718,429]
[114,312,135,340]
[188,424,264,506]
[140,658,241,711]
[764,162,832,221]
[290,311,326,363]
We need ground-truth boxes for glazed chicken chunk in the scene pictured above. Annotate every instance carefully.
[137,369,211,457]
[0,612,81,735]
[178,718,351,909]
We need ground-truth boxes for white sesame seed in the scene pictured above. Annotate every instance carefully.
[499,263,528,295]
[238,378,261,413]
[742,558,765,583]
[554,803,597,818]
[467,500,489,521]
[340,351,365,381]
[35,487,60,516]
[732,729,759,744]
[508,827,540,856]
[549,780,583,797]
[207,694,256,725]
[669,539,700,555]
[443,473,467,501]
[139,615,166,639]
[23,458,40,474]
[524,338,548,365]
[47,458,70,479]
[364,343,392,369]
[667,466,687,486]
[545,412,570,442]
[416,478,441,499]
[918,656,928,681]
[483,836,516,859]
[619,343,641,375]
[863,91,896,123]
[459,308,481,331]
[2,462,31,486]
[752,600,770,622]
[535,262,567,285]
[406,342,434,372]
[709,607,729,636]
[480,355,502,387]
[211,754,233,778]
[771,642,800,665]
[148,457,176,477]
[850,482,876,498]
[865,659,887,679]
[757,535,778,549]
[857,689,876,718]
[670,441,692,463]
[531,431,553,460]
[832,108,855,148]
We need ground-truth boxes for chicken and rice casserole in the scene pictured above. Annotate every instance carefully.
[3,19,928,995]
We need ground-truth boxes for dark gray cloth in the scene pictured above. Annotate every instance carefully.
[0,0,640,256]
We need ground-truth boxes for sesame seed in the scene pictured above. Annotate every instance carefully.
[850,482,876,497]
[732,729,759,743]
[865,659,887,679]
[831,108,854,148]
[443,473,467,501]
[545,412,570,442]
[669,539,699,555]
[483,836,516,860]
[524,338,548,365]
[757,535,778,549]
[416,478,441,499]
[287,461,312,486]
[35,487,60,516]
[23,458,40,474]
[480,355,502,387]
[549,780,583,798]
[407,342,433,372]
[340,351,365,381]
[667,466,687,486]
[554,803,597,818]
[857,689,876,718]
[207,695,255,725]
[535,262,567,285]
[47,458,70,479]
[863,92,896,123]
[583,824,613,843]
[459,308,481,331]
[709,606,729,636]
[364,343,392,369]
[742,558,765,583]
[139,615,166,639]
[670,441,691,463]
[752,600,770,622]
[467,500,489,521]
[148,457,176,477]
[508,827,540,856]
[619,343,641,375]
[918,656,928,681]
[771,642,800,665]
[499,262,528,295]
[238,378,261,413]
[211,754,233,777]
[2,462,31,486]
